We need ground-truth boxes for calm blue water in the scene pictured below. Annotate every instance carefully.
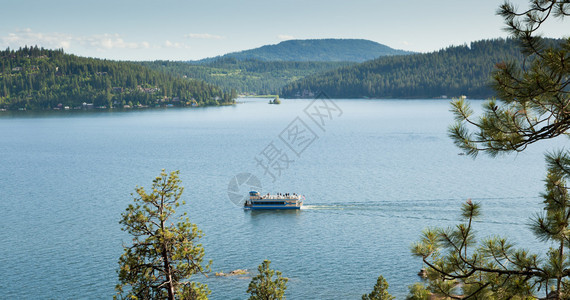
[0,99,563,299]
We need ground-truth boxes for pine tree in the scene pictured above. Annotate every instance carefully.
[362,275,394,300]
[247,260,288,300]
[115,170,210,300]
[413,1,570,299]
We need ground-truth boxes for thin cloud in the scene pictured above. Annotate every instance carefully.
[84,33,141,50]
[1,28,73,49]
[164,40,191,49]
[185,33,225,40]
[277,34,295,40]
[0,29,152,51]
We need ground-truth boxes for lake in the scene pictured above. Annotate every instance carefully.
[0,98,562,299]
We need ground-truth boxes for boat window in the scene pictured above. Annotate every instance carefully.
[255,201,287,205]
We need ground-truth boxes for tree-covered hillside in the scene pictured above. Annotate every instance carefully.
[140,58,353,95]
[281,38,529,99]
[0,47,233,110]
[195,39,413,63]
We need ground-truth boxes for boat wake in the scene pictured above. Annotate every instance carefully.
[301,202,384,211]
[300,196,540,226]
[302,196,539,210]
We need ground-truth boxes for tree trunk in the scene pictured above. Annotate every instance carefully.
[163,244,175,300]
[556,238,563,300]
[159,197,175,300]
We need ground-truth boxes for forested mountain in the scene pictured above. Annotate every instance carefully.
[195,39,413,63]
[0,47,233,110]
[281,38,529,99]
[2,38,550,110]
[140,58,353,95]
[141,38,412,95]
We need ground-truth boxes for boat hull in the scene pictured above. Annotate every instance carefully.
[245,205,301,210]
[244,191,304,210]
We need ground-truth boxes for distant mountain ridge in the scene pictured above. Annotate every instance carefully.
[281,38,532,99]
[194,39,413,63]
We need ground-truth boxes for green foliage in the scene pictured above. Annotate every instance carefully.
[116,170,210,300]
[450,39,569,157]
[140,58,353,95]
[411,200,540,298]
[406,282,430,300]
[0,46,233,110]
[281,38,530,99]
[269,95,281,105]
[195,39,412,63]
[414,1,570,299]
[247,260,288,300]
[361,275,394,300]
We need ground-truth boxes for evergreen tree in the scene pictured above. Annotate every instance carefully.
[247,260,288,300]
[361,275,394,300]
[0,47,233,110]
[115,170,210,300]
[413,1,570,299]
[269,95,281,104]
[140,58,352,95]
[405,283,430,300]
[280,38,529,99]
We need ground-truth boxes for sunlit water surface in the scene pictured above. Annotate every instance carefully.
[0,99,564,299]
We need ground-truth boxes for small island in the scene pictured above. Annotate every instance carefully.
[268,95,281,105]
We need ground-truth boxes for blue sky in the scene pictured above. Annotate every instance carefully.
[1,0,567,61]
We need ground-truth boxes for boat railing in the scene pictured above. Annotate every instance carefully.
[252,195,302,200]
